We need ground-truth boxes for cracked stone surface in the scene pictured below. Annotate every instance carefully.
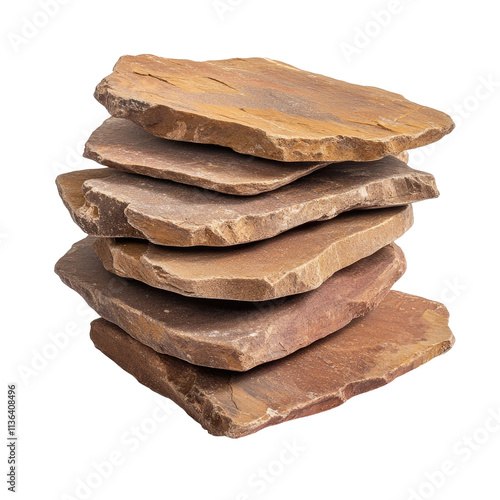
[94,55,454,162]
[93,205,413,301]
[55,237,406,370]
[89,291,455,438]
[56,157,435,247]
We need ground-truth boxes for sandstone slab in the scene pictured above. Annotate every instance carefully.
[55,237,406,370]
[84,118,331,195]
[84,118,409,196]
[57,157,435,247]
[95,55,454,162]
[93,205,413,301]
[90,291,455,438]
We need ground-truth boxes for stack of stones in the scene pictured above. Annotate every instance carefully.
[55,55,456,438]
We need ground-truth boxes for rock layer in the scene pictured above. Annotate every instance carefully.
[56,157,436,247]
[90,291,455,438]
[94,55,454,162]
[84,118,410,196]
[55,237,406,371]
[84,118,331,195]
[93,205,413,301]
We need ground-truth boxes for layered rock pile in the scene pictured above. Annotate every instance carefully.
[55,55,455,438]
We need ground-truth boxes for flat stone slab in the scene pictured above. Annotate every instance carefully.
[95,55,454,162]
[94,206,413,301]
[90,291,455,438]
[56,156,436,247]
[84,118,409,196]
[84,118,331,195]
[55,238,406,371]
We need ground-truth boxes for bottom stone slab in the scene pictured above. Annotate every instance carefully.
[90,291,454,438]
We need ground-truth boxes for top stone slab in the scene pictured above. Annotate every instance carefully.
[95,55,454,162]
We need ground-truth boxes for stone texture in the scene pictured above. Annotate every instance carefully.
[93,205,413,301]
[55,237,406,371]
[84,118,409,196]
[89,291,455,438]
[56,157,436,247]
[95,55,454,162]
[84,118,331,195]
[395,151,409,163]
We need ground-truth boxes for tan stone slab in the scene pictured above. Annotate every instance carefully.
[94,55,454,162]
[93,205,413,301]
[55,237,406,371]
[90,291,455,438]
[84,118,331,195]
[56,157,435,247]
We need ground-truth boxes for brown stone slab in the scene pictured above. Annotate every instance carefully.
[84,118,331,195]
[89,291,455,438]
[94,55,454,162]
[93,205,413,301]
[84,118,409,196]
[55,237,406,371]
[56,157,436,247]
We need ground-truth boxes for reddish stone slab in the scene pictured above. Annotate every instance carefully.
[89,291,455,438]
[84,118,331,195]
[55,237,406,370]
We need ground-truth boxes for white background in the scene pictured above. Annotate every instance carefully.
[2,1,499,499]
